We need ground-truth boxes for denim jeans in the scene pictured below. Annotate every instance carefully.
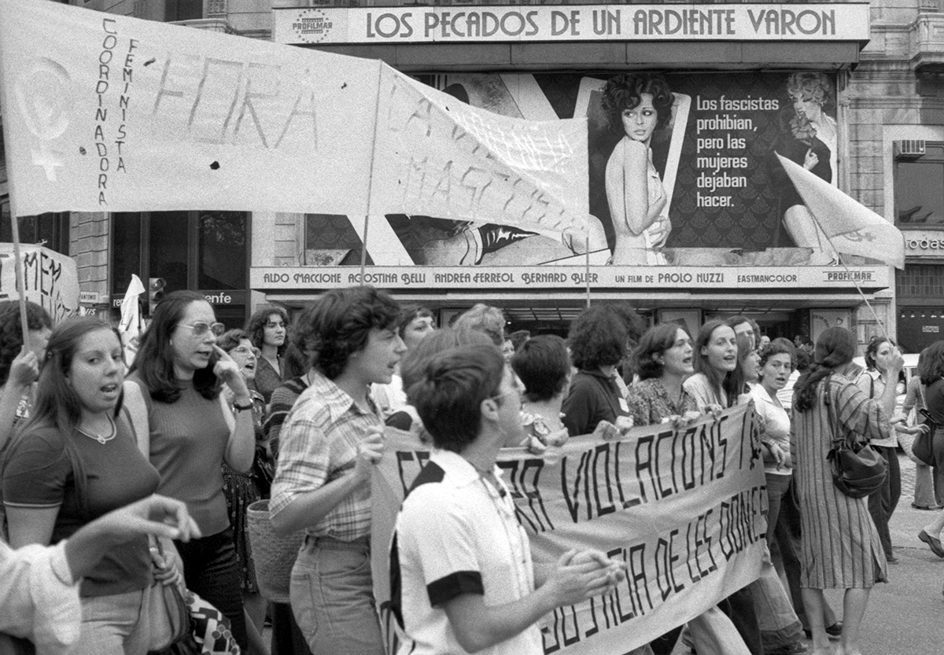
[175,527,248,650]
[718,587,763,655]
[867,445,901,558]
[290,535,383,655]
[74,587,149,655]
[749,543,804,650]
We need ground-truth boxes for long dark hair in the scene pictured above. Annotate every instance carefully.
[794,327,857,413]
[693,320,738,406]
[632,323,688,381]
[246,306,290,357]
[4,318,121,511]
[129,290,221,403]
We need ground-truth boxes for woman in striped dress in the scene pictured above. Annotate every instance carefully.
[791,327,901,655]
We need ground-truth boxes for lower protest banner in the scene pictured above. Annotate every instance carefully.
[0,243,79,321]
[371,403,767,654]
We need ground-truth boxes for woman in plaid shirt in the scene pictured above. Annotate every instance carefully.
[270,285,406,655]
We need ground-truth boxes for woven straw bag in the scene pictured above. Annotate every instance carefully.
[246,499,303,603]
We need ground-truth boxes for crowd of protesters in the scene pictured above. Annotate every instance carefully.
[1,289,942,655]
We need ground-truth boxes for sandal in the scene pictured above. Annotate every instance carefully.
[918,529,944,558]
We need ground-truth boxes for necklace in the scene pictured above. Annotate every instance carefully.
[76,415,116,445]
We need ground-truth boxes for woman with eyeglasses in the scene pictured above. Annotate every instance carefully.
[217,329,270,651]
[247,305,290,404]
[127,290,256,651]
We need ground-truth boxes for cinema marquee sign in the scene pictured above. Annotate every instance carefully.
[273,4,870,45]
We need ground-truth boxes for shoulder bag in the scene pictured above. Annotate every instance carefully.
[120,382,192,653]
[823,377,887,499]
[913,409,938,467]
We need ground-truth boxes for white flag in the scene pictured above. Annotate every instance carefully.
[776,153,904,269]
[118,274,145,366]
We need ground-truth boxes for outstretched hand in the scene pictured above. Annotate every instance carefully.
[97,494,202,544]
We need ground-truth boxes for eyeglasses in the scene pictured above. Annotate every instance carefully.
[231,346,261,357]
[178,321,225,337]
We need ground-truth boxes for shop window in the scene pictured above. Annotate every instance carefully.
[165,0,202,21]
[0,202,70,255]
[895,143,944,228]
[111,210,249,325]
[896,263,944,301]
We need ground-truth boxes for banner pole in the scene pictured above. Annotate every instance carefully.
[584,230,591,308]
[360,214,370,277]
[0,20,33,349]
[820,235,891,341]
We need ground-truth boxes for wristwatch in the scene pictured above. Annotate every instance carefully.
[233,400,254,412]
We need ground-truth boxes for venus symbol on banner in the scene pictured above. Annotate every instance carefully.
[14,59,72,181]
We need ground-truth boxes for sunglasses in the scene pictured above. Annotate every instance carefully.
[178,321,225,337]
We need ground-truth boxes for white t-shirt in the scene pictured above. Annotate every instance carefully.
[391,449,541,655]
[750,384,792,476]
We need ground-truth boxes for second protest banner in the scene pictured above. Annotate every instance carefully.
[372,403,767,654]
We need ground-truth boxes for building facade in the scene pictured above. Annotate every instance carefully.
[1,0,942,346]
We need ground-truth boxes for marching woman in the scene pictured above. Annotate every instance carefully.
[247,305,290,404]
[626,324,750,655]
[562,304,642,437]
[2,318,170,653]
[683,320,764,655]
[127,290,256,651]
[217,329,270,651]
[855,336,903,563]
[792,327,899,655]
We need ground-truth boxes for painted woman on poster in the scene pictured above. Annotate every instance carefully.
[600,73,689,266]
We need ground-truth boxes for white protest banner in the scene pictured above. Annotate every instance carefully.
[372,404,766,654]
[372,69,588,231]
[0,244,80,322]
[0,0,587,234]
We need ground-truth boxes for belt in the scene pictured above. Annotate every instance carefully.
[303,534,370,551]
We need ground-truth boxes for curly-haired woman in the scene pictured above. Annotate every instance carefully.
[562,304,643,437]
[601,73,675,265]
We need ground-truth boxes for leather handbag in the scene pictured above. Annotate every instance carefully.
[147,540,190,653]
[824,379,887,499]
[913,409,937,467]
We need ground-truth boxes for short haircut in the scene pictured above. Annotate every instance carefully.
[130,290,220,403]
[297,286,400,380]
[397,305,434,339]
[401,327,494,400]
[410,344,505,453]
[246,305,290,356]
[758,340,796,370]
[568,304,642,370]
[786,72,833,111]
[632,323,690,381]
[511,335,570,402]
[217,329,250,353]
[0,300,53,386]
[453,304,505,346]
[601,72,674,132]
